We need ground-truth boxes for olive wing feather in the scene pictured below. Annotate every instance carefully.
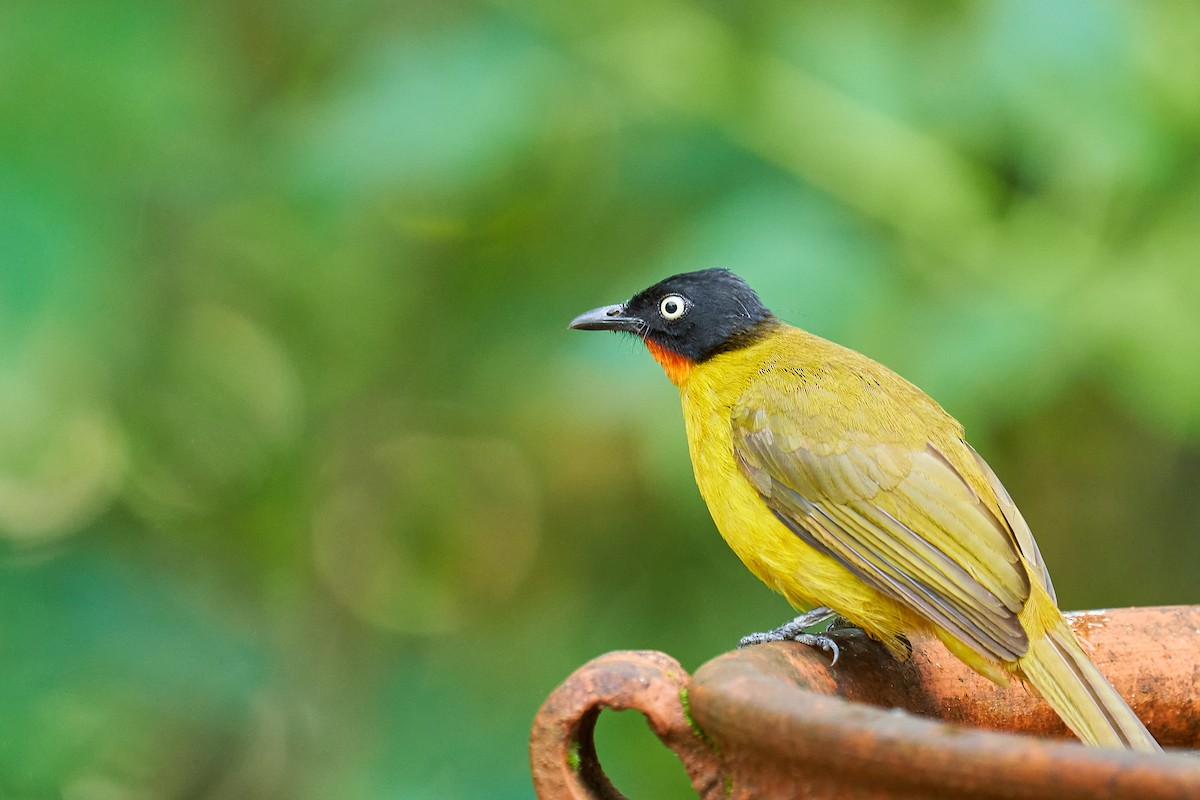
[732,383,1033,662]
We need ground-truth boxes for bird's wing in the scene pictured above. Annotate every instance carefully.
[732,382,1032,662]
[968,445,1057,604]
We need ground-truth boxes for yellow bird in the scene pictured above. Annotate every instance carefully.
[570,268,1159,752]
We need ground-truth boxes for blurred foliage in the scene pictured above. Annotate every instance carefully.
[2,0,1200,797]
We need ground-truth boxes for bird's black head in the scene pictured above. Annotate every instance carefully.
[569,269,776,362]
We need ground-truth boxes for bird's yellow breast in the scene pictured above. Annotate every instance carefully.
[672,329,915,642]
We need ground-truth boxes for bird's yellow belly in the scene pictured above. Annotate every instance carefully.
[681,373,915,650]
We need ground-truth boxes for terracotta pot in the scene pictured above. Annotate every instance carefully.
[530,605,1200,799]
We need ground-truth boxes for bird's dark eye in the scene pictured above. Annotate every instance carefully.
[659,294,687,320]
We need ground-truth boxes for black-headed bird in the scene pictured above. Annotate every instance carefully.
[570,268,1159,752]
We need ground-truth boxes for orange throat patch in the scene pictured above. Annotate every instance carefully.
[645,340,694,386]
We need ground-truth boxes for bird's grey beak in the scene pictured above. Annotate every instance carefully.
[569,303,644,333]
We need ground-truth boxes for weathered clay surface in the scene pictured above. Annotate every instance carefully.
[531,605,1200,799]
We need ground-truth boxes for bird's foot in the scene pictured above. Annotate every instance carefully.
[745,631,840,665]
[737,607,844,665]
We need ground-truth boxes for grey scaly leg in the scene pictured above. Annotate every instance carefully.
[737,606,845,665]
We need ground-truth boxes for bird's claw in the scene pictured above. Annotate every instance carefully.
[800,633,841,666]
[738,608,842,666]
[737,630,781,648]
[737,629,841,665]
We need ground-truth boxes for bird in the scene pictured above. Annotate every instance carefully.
[569,268,1160,752]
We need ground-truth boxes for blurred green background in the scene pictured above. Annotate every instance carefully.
[3,0,1199,797]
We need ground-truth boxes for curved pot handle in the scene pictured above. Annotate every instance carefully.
[530,650,725,799]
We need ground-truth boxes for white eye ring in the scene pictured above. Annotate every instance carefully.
[659,294,687,320]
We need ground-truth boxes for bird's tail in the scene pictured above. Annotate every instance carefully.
[1019,618,1160,752]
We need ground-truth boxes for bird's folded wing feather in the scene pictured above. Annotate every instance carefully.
[732,382,1033,662]
[968,445,1056,604]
